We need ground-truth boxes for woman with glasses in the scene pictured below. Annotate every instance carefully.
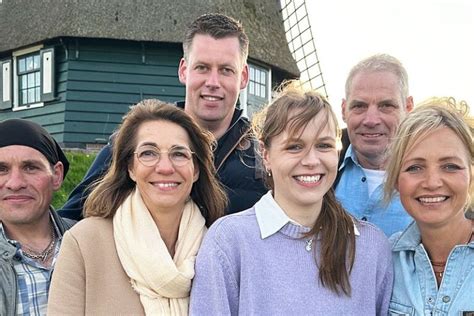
[190,82,393,315]
[384,98,473,315]
[48,100,226,315]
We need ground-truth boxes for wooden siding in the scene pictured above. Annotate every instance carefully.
[1,37,293,148]
[62,38,185,147]
[0,46,68,142]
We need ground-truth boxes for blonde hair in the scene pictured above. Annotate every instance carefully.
[384,97,473,208]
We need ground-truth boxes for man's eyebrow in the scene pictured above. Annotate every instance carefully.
[22,159,44,164]
[377,99,399,105]
[349,100,367,106]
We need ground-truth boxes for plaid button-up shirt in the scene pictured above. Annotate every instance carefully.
[0,216,62,316]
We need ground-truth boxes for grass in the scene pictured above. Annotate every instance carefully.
[52,151,97,210]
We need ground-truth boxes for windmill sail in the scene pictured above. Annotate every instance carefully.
[280,0,328,97]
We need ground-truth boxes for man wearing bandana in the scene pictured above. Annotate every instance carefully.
[0,119,75,315]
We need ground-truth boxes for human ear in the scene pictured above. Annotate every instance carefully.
[51,162,64,190]
[178,58,188,85]
[240,64,249,90]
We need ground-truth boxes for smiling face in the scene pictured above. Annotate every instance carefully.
[0,145,63,228]
[396,127,472,228]
[262,110,338,215]
[128,120,199,214]
[342,71,412,169]
[178,34,249,137]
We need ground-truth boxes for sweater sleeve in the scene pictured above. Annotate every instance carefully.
[190,227,240,316]
[47,230,86,315]
[376,237,394,316]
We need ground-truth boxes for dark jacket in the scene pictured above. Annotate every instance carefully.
[334,128,350,188]
[58,102,267,220]
[0,209,75,316]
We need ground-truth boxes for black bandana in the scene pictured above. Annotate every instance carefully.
[0,119,69,178]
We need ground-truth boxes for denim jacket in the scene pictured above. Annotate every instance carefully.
[335,145,412,236]
[389,222,474,315]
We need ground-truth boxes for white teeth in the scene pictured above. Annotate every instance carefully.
[363,133,382,138]
[418,196,447,203]
[156,183,178,188]
[295,175,321,183]
[203,96,221,101]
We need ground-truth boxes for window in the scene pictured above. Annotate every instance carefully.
[248,64,268,99]
[240,63,271,118]
[18,53,41,105]
[0,45,55,111]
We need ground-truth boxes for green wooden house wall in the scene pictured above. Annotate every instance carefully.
[0,46,68,142]
[1,38,185,148]
[62,38,184,148]
[1,37,293,149]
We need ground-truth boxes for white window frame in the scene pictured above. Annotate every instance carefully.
[12,45,44,111]
[240,62,271,117]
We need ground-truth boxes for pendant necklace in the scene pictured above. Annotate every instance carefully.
[305,238,313,251]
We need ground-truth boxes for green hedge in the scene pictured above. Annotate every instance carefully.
[52,151,97,210]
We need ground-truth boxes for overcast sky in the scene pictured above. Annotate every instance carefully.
[306,0,474,120]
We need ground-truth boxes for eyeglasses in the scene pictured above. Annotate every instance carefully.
[134,146,195,167]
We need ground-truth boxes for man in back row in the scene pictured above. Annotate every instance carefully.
[59,13,267,220]
[0,119,75,315]
[336,54,414,236]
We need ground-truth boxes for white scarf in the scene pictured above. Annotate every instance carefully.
[113,189,206,315]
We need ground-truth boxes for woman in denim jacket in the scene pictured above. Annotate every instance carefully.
[384,97,473,315]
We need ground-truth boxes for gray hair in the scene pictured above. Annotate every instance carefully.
[345,54,409,103]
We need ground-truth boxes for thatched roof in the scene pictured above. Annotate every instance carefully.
[0,0,299,76]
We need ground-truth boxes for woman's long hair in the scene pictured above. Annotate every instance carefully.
[253,82,356,295]
[84,99,227,226]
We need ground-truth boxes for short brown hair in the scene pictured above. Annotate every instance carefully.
[183,13,249,65]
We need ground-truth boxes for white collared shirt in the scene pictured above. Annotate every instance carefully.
[255,191,360,239]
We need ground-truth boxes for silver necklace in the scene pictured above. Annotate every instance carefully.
[305,238,313,251]
[21,226,56,262]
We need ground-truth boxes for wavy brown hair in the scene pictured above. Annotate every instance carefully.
[84,99,227,226]
[253,81,356,296]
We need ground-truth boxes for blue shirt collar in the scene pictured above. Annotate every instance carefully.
[391,221,420,251]
[392,220,474,251]
[339,144,359,170]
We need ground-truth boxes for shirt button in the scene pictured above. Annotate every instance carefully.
[361,217,367,221]
[427,297,434,303]
[442,296,450,303]
[361,177,366,182]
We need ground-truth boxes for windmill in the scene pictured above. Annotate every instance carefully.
[280,0,328,97]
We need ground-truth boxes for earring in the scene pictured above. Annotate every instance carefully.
[266,169,272,177]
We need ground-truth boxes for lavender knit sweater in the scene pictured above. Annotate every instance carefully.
[190,207,393,315]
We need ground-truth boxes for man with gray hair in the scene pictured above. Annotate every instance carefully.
[335,54,414,236]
